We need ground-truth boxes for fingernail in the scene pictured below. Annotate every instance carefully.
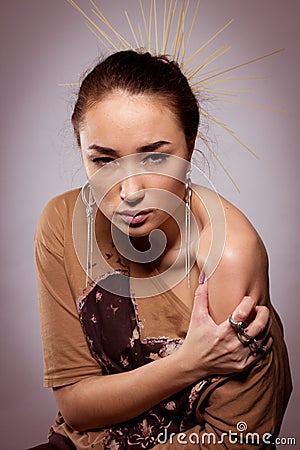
[199,271,207,284]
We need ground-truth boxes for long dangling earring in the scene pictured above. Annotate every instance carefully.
[81,180,96,288]
[185,171,192,288]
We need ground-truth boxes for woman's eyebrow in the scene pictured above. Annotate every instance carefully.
[88,141,171,154]
[137,141,171,152]
[87,144,116,155]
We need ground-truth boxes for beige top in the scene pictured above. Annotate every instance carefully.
[35,188,292,449]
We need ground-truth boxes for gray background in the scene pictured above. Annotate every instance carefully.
[0,1,299,448]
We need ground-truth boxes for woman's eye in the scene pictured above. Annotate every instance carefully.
[142,153,170,165]
[91,157,116,167]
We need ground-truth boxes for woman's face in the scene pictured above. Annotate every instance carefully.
[80,91,191,237]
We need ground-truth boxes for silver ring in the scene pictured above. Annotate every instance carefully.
[229,314,267,354]
[228,314,248,330]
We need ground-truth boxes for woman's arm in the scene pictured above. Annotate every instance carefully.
[194,186,270,323]
[207,205,269,324]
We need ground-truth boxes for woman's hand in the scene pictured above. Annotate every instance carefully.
[177,281,272,379]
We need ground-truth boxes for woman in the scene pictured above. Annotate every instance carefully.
[31,51,291,449]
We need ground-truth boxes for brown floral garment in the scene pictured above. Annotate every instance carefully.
[78,271,212,450]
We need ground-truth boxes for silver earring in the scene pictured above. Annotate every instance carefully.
[81,180,96,287]
[185,171,192,288]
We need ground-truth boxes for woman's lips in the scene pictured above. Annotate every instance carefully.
[117,209,152,225]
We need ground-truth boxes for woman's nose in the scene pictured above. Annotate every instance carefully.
[120,176,145,205]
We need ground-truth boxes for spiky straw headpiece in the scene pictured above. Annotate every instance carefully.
[65,0,284,191]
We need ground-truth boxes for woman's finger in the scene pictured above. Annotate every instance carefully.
[230,296,255,324]
[191,282,210,325]
[243,336,273,367]
[245,305,272,341]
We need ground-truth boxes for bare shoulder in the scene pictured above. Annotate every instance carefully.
[192,185,269,321]
[192,184,267,266]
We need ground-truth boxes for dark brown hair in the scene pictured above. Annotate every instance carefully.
[72,50,199,151]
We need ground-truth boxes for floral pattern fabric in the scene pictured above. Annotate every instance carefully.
[78,271,211,450]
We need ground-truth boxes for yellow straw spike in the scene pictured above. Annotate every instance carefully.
[162,0,168,53]
[204,88,255,94]
[58,82,80,87]
[199,49,285,84]
[186,0,200,49]
[139,0,150,50]
[189,68,224,85]
[138,22,145,49]
[88,0,101,15]
[154,0,159,55]
[183,19,234,68]
[176,31,185,64]
[197,76,266,87]
[84,22,113,52]
[202,108,259,159]
[177,6,185,66]
[163,0,178,55]
[179,0,190,66]
[170,1,183,56]
[91,8,131,48]
[148,0,153,52]
[125,11,141,49]
[187,45,232,80]
[200,136,241,192]
[66,0,119,51]
[212,98,287,114]
[191,73,267,91]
